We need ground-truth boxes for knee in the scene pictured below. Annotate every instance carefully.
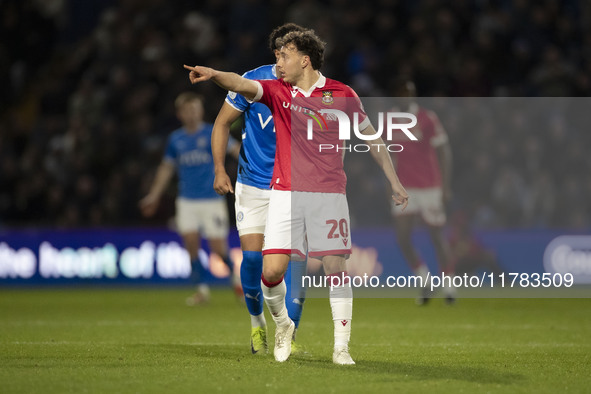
[242,250,262,265]
[322,256,347,276]
[262,265,285,283]
[261,254,289,283]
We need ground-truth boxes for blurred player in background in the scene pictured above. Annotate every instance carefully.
[211,23,308,355]
[185,29,408,364]
[139,92,241,305]
[389,79,456,304]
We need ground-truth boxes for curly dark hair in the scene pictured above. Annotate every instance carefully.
[276,30,326,70]
[268,23,307,52]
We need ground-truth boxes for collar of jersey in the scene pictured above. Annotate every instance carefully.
[271,64,277,78]
[290,73,326,97]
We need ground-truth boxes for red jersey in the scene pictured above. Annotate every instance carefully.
[254,74,368,194]
[389,103,448,188]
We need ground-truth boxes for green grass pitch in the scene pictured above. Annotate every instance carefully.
[1,288,589,393]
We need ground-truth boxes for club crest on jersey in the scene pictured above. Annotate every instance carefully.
[322,91,334,105]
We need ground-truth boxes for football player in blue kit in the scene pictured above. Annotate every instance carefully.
[140,92,240,304]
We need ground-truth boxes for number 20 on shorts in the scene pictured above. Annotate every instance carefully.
[326,219,349,239]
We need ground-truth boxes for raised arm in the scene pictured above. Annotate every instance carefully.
[360,124,409,210]
[183,65,259,101]
[212,101,243,194]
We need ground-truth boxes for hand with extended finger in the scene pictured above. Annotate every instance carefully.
[183,65,217,84]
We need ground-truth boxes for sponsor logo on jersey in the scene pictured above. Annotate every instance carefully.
[197,137,208,148]
[304,108,328,131]
[179,150,211,165]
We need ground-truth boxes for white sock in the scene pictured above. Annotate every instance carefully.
[261,278,291,328]
[330,282,353,349]
[250,313,266,328]
[197,284,210,297]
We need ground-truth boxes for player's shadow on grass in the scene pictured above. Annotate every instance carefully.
[297,359,524,385]
[134,344,523,386]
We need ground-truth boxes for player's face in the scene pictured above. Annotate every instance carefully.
[176,100,203,126]
[277,44,305,83]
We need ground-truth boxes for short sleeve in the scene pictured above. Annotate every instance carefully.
[163,135,176,164]
[225,90,249,112]
[255,79,281,107]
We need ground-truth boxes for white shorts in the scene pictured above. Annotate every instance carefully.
[263,190,352,260]
[234,182,272,236]
[175,198,229,238]
[392,187,446,226]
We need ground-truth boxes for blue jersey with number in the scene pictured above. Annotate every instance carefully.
[164,123,221,200]
[225,64,277,189]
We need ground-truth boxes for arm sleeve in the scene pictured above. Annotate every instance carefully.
[226,69,263,111]
[253,79,279,107]
[163,135,176,165]
[225,90,249,112]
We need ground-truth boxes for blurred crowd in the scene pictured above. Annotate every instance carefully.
[1,0,590,229]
